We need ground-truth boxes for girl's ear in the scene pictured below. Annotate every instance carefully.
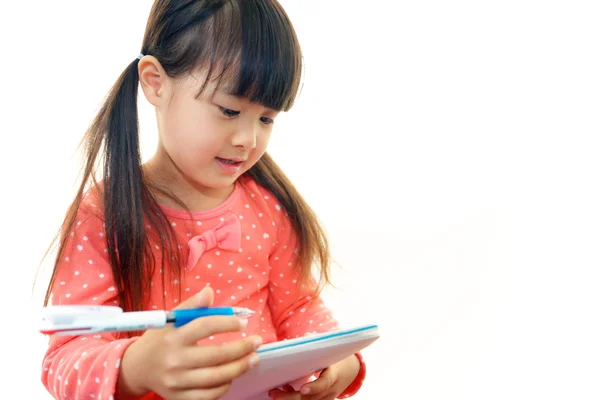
[138,56,171,108]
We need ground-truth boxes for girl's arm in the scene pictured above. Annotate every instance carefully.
[41,205,139,400]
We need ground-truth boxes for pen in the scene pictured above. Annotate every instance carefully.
[39,306,254,336]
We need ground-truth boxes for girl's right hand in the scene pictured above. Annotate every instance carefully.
[117,287,262,400]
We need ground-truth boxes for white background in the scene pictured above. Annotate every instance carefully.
[1,1,599,399]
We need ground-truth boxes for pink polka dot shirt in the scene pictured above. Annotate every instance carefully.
[41,175,366,399]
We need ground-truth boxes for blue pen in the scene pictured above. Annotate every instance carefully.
[40,306,254,336]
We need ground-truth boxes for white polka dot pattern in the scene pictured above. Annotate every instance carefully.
[41,176,365,399]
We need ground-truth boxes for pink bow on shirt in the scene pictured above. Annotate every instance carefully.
[185,215,242,271]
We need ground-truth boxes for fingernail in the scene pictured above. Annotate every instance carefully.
[252,336,263,349]
[249,353,260,368]
[240,318,248,330]
[301,387,311,395]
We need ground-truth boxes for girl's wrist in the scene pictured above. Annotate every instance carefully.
[116,339,150,399]
[338,353,365,397]
[340,354,361,382]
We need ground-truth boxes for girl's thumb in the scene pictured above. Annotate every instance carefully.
[174,286,214,310]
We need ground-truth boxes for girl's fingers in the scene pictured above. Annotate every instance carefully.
[178,335,262,368]
[268,384,299,399]
[175,351,260,389]
[300,369,335,395]
[169,315,246,345]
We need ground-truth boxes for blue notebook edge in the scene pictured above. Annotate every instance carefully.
[256,324,379,354]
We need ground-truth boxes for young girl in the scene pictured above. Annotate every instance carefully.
[41,1,366,399]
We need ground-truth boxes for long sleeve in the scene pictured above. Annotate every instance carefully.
[41,202,139,400]
[265,207,366,398]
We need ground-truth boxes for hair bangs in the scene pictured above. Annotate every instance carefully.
[196,0,302,112]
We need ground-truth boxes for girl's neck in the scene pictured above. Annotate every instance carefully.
[142,155,236,213]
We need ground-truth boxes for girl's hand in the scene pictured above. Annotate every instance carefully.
[268,354,361,400]
[117,287,262,400]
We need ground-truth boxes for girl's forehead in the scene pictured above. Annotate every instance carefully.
[175,74,276,111]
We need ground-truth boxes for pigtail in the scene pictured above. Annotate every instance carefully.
[102,58,151,313]
[41,58,180,313]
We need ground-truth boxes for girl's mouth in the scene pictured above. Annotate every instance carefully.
[215,157,243,174]
[216,157,241,165]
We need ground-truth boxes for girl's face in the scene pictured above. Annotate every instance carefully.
[143,63,279,201]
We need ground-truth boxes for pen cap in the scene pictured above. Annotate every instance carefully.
[41,305,123,325]
[172,307,235,327]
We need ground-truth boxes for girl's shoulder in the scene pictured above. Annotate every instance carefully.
[67,184,105,222]
[237,174,286,221]
[237,174,272,200]
[73,177,287,228]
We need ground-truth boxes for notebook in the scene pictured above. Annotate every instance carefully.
[221,324,380,400]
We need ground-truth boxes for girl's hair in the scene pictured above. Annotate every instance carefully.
[41,0,332,312]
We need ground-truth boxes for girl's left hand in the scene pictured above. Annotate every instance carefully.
[268,354,360,400]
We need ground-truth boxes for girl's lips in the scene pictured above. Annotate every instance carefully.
[215,157,243,174]
[216,157,244,164]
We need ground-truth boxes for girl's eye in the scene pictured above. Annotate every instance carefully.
[260,117,274,125]
[220,107,240,117]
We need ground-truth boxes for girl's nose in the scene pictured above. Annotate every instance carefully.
[231,125,257,150]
